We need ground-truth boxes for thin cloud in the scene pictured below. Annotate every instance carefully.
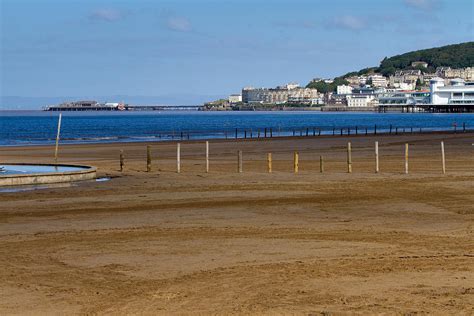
[166,16,192,32]
[403,0,440,10]
[327,15,367,31]
[89,8,125,22]
[274,21,316,29]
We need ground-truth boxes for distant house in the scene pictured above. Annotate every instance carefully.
[411,61,429,68]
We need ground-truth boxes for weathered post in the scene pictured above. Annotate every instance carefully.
[267,153,272,173]
[319,155,324,173]
[146,145,152,172]
[375,141,379,173]
[294,151,299,173]
[54,113,62,164]
[347,142,352,173]
[119,150,124,172]
[374,124,377,135]
[405,143,409,174]
[238,150,243,173]
[441,141,446,174]
[177,143,181,173]
[205,141,209,173]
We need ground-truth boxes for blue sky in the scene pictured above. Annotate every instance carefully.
[1,0,473,107]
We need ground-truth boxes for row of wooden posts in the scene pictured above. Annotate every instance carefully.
[119,140,448,175]
[138,123,469,141]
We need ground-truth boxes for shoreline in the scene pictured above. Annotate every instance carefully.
[1,128,472,148]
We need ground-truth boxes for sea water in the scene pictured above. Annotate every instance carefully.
[0,111,473,146]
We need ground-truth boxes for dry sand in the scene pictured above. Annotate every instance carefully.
[0,133,473,315]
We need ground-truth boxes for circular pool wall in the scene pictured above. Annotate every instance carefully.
[0,163,96,187]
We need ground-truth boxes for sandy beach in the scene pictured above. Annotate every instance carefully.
[0,132,473,314]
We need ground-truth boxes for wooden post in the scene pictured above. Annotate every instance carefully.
[375,141,379,173]
[374,124,377,135]
[146,145,152,172]
[441,141,446,174]
[54,113,62,164]
[319,155,324,173]
[119,150,124,172]
[205,141,209,173]
[177,143,181,173]
[405,143,409,174]
[293,151,299,173]
[347,142,352,173]
[267,153,272,173]
[238,150,242,173]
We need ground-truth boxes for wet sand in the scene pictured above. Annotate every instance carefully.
[0,133,473,314]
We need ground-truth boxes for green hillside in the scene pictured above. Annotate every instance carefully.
[307,42,474,91]
[377,42,474,76]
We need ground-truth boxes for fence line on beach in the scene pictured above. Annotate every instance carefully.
[134,122,471,143]
[120,140,454,175]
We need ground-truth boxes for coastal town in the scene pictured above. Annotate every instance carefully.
[205,65,474,112]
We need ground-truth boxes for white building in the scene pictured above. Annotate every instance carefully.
[337,85,353,95]
[228,94,242,104]
[430,77,474,105]
[346,94,378,107]
[369,74,388,88]
[242,83,318,104]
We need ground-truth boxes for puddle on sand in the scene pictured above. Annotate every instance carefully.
[0,182,75,193]
[0,177,111,193]
[96,177,111,182]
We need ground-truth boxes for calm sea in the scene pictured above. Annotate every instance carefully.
[0,111,473,146]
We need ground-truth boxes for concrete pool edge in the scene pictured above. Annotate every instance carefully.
[0,163,97,187]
